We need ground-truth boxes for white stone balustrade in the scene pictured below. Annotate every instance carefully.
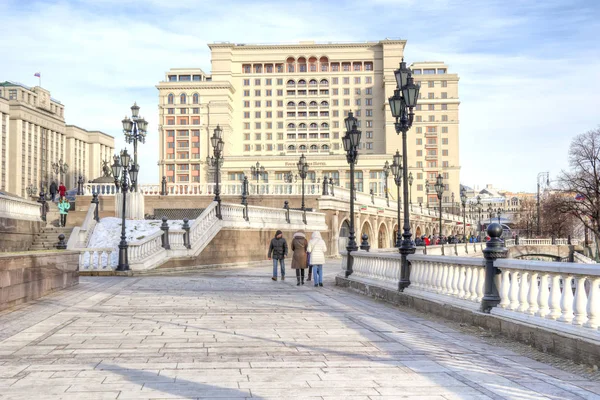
[0,194,42,221]
[493,259,600,336]
[78,248,114,270]
[340,251,401,291]
[339,251,600,339]
[128,231,165,263]
[67,204,97,249]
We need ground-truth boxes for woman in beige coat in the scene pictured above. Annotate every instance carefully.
[291,231,308,286]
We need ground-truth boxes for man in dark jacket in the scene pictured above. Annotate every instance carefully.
[49,181,57,202]
[268,230,288,281]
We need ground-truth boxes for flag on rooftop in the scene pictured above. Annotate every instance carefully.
[575,193,585,201]
[34,72,40,77]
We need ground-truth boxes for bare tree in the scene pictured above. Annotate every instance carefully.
[513,197,537,237]
[555,127,600,246]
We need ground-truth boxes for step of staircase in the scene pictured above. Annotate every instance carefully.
[30,226,73,251]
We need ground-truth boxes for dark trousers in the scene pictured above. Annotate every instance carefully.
[295,269,305,279]
[60,214,67,227]
[50,192,56,202]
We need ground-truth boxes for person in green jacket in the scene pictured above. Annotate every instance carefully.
[58,197,70,227]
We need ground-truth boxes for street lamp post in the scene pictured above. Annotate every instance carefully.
[451,192,455,215]
[297,154,308,225]
[342,111,361,277]
[537,171,550,236]
[121,103,148,191]
[487,205,493,224]
[388,59,420,290]
[434,174,444,240]
[425,180,430,209]
[51,159,69,185]
[497,208,502,224]
[383,161,390,207]
[251,162,266,194]
[38,191,47,222]
[391,151,402,247]
[26,183,36,199]
[460,188,467,242]
[476,195,483,240]
[408,172,413,206]
[206,125,224,219]
[112,149,139,272]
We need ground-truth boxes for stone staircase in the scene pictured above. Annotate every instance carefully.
[30,226,73,251]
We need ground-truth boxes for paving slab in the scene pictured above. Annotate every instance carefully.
[0,262,598,399]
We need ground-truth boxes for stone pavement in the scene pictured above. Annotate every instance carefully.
[0,261,599,400]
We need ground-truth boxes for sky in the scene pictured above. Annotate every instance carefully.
[0,0,598,193]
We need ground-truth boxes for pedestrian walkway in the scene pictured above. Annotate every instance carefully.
[0,262,599,399]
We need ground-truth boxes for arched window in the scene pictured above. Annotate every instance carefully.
[192,93,199,104]
[322,144,330,150]
[287,101,296,107]
[320,79,328,85]
[309,79,317,85]
[180,93,186,104]
[321,122,329,128]
[287,79,295,86]
[310,145,318,150]
[309,101,318,107]
[167,93,174,104]
[288,145,296,151]
[299,123,307,129]
[287,123,296,129]
[299,145,307,151]
[298,101,306,107]
[310,123,318,128]
[298,79,306,85]
[320,100,329,106]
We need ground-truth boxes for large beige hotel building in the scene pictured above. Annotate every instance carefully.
[157,39,460,206]
[0,82,114,198]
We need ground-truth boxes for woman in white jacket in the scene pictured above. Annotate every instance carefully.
[307,231,327,287]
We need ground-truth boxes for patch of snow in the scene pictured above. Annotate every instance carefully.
[84,217,192,268]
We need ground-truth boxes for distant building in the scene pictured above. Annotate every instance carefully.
[0,81,115,197]
[156,40,461,207]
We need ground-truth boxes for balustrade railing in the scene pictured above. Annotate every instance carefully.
[0,194,42,221]
[79,248,115,270]
[67,204,97,249]
[128,231,164,263]
[340,249,600,339]
[494,259,600,332]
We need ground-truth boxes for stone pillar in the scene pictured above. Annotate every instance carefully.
[481,223,508,313]
[332,211,339,256]
[115,191,145,220]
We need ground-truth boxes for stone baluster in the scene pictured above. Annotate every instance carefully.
[440,264,449,294]
[450,264,460,296]
[457,266,466,298]
[547,274,562,320]
[508,271,520,311]
[476,269,485,302]
[572,276,588,326]
[498,269,511,308]
[557,275,574,323]
[536,273,550,317]
[517,271,530,312]
[463,266,473,299]
[469,266,479,301]
[584,277,600,329]
[527,272,539,315]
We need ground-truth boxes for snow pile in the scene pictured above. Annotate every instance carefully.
[84,217,192,268]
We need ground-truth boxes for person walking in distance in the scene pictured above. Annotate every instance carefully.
[307,231,327,287]
[58,197,70,227]
[49,181,58,202]
[268,230,288,281]
[291,231,308,286]
[58,182,67,199]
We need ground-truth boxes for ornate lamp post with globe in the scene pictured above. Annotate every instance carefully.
[434,174,444,240]
[206,125,224,219]
[383,161,390,207]
[342,111,361,277]
[387,60,420,290]
[460,188,468,241]
[390,152,402,247]
[112,149,138,271]
[121,102,148,191]
[297,155,308,224]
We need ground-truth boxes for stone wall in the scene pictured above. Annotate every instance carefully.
[159,228,331,270]
[0,217,43,252]
[0,251,79,311]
